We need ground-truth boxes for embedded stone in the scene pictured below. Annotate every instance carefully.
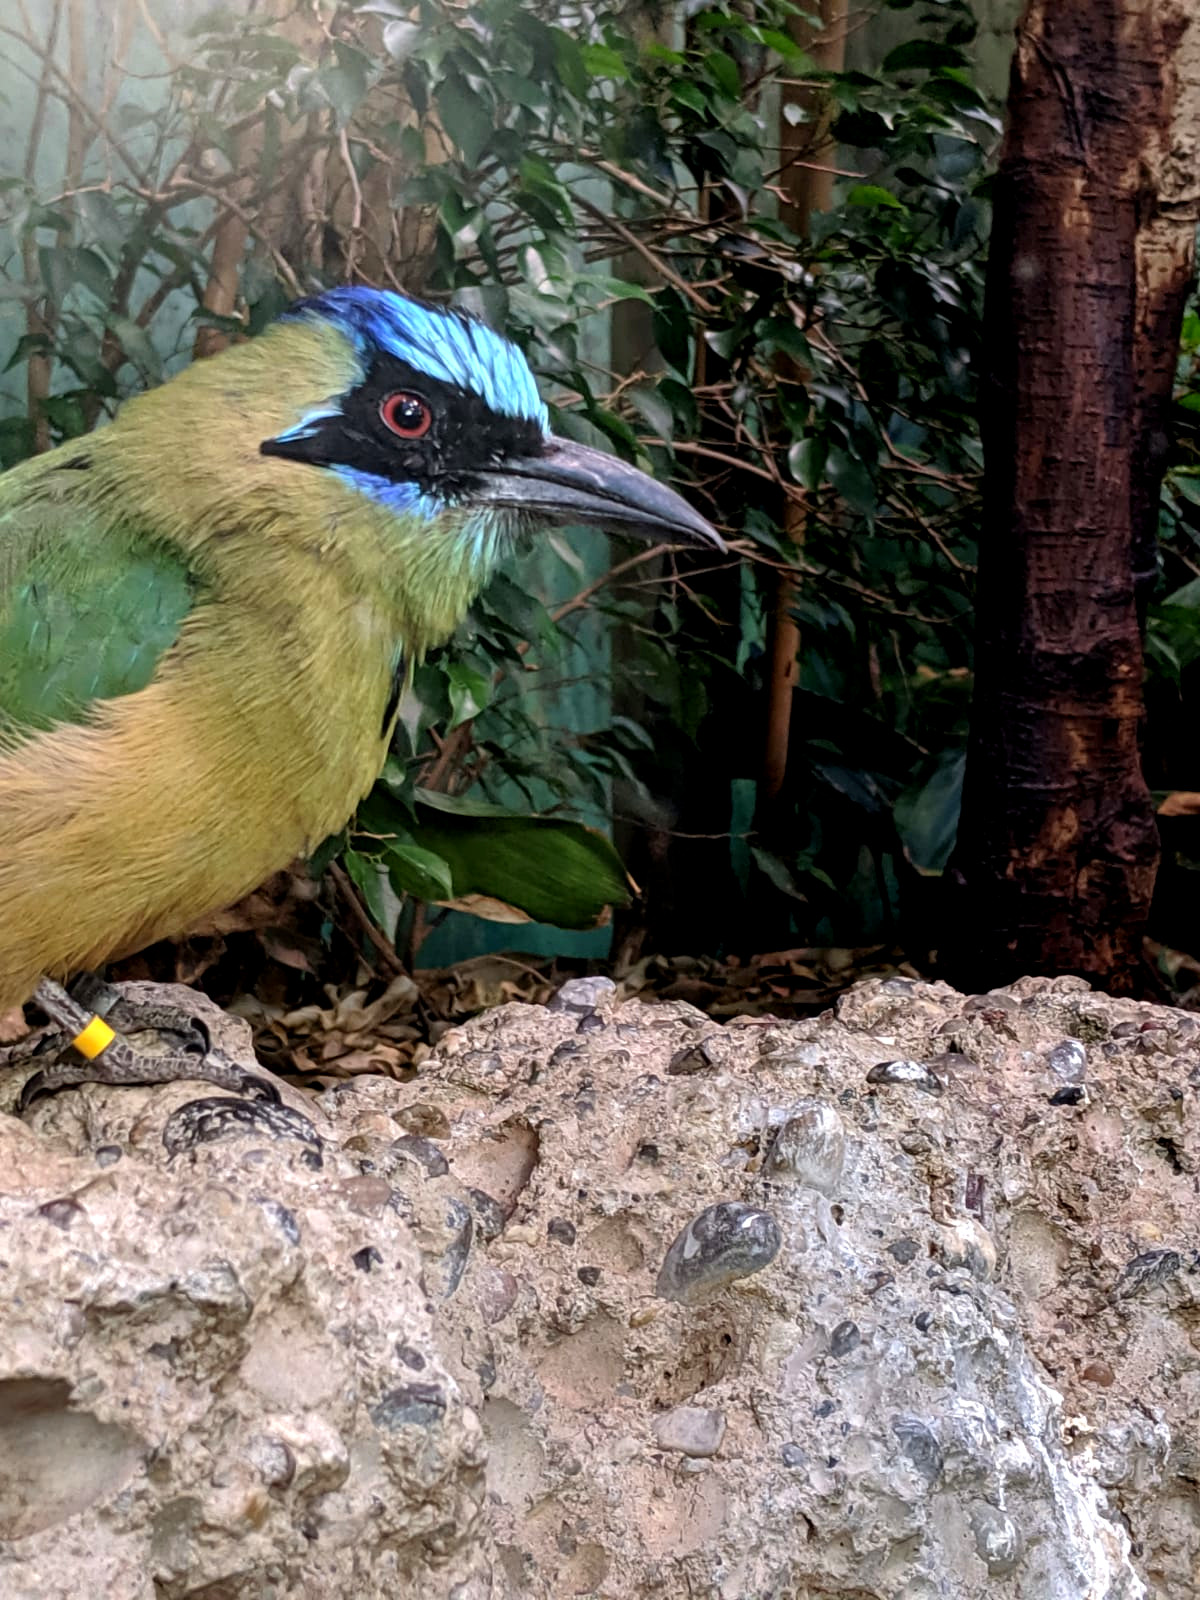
[549,976,617,1014]
[652,1406,726,1458]
[763,1101,845,1193]
[162,1096,323,1168]
[389,1134,449,1178]
[891,1416,944,1485]
[829,1320,861,1357]
[1047,1039,1088,1083]
[866,1059,944,1095]
[969,1503,1025,1577]
[935,1216,996,1281]
[655,1202,782,1305]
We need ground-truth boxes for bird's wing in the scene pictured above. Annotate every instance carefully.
[0,477,197,742]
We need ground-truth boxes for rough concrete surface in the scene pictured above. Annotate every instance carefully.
[0,972,1198,1597]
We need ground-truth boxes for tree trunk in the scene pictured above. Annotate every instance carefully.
[946,0,1200,994]
[761,0,847,811]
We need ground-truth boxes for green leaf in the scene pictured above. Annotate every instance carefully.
[750,847,808,903]
[4,332,51,373]
[703,50,741,100]
[308,829,348,877]
[320,41,371,125]
[437,72,492,167]
[344,846,389,927]
[74,191,126,253]
[580,43,627,80]
[413,787,515,819]
[384,837,455,903]
[0,415,35,468]
[882,40,967,72]
[114,102,156,134]
[789,436,827,491]
[445,661,492,727]
[670,80,708,116]
[827,447,877,514]
[627,384,675,441]
[588,274,655,305]
[704,325,740,361]
[846,184,906,211]
[410,797,632,928]
[895,750,966,875]
[382,19,420,61]
[40,394,87,439]
[107,316,162,381]
[548,30,587,98]
[757,29,815,67]
[761,317,814,367]
[1161,576,1200,608]
[656,375,698,432]
[39,246,112,306]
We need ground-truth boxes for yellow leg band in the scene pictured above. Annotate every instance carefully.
[72,1016,116,1061]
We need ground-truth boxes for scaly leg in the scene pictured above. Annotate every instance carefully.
[69,972,217,1051]
[10,976,279,1111]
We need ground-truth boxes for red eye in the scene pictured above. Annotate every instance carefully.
[380,391,433,439]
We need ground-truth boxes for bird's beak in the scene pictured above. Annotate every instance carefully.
[470,436,725,549]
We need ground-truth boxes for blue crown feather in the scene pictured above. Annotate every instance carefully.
[285,286,548,431]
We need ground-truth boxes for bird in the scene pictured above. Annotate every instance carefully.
[0,286,721,1103]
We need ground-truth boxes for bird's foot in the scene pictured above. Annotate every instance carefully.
[65,973,220,1055]
[14,976,279,1112]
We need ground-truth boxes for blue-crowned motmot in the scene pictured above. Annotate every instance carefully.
[0,288,721,1103]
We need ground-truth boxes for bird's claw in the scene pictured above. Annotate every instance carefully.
[16,1039,279,1112]
[10,976,279,1112]
[68,976,214,1056]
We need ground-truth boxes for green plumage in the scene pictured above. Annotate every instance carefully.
[0,316,435,1007]
[0,512,195,742]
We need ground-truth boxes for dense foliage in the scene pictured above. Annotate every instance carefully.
[1,0,1196,977]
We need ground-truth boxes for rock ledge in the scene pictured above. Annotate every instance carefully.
[1,972,1196,1598]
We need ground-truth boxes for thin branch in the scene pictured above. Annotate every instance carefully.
[329,861,407,976]
[167,177,302,298]
[2,15,154,188]
[20,0,63,453]
[642,437,783,486]
[574,193,717,316]
[337,124,364,280]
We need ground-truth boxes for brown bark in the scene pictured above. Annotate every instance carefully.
[946,0,1199,994]
[193,196,249,360]
[762,0,847,808]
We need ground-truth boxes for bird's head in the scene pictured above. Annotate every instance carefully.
[259,287,722,580]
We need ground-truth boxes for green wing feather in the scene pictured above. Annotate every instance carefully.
[0,464,196,742]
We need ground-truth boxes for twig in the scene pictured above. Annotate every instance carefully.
[337,125,364,279]
[642,437,783,486]
[546,543,680,630]
[575,193,716,316]
[20,0,62,453]
[168,176,302,299]
[4,13,154,188]
[329,861,407,976]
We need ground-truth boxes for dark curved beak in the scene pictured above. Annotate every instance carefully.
[470,436,725,549]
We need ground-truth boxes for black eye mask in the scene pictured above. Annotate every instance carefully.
[261,355,547,502]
